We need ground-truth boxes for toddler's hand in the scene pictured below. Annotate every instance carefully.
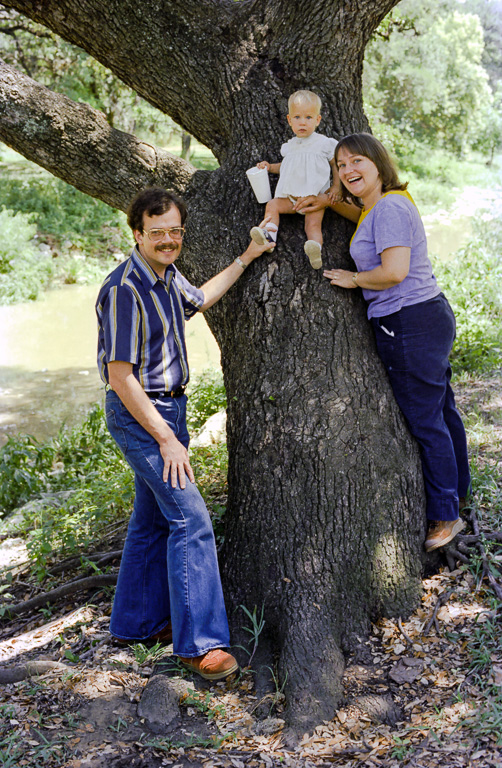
[256,161,270,171]
[327,190,343,205]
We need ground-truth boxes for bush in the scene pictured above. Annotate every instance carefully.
[186,367,226,433]
[0,405,130,516]
[433,216,502,373]
[0,208,54,303]
[0,165,129,303]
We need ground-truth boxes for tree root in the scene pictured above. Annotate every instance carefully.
[439,506,502,603]
[1,573,117,616]
[0,660,69,683]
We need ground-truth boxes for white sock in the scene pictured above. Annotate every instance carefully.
[264,223,278,242]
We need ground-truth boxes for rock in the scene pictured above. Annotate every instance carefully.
[389,657,424,685]
[355,694,403,726]
[252,717,286,736]
[190,410,226,448]
[137,675,194,734]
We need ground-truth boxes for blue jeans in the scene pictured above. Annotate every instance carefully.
[105,390,230,656]
[371,294,470,521]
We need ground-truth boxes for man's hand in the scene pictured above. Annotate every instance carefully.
[160,432,195,489]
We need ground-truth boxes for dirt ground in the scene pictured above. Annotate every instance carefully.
[0,374,501,768]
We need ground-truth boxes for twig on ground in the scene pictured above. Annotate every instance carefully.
[423,589,454,635]
[79,635,110,661]
[448,548,470,564]
[1,573,118,616]
[0,660,69,683]
[397,617,414,646]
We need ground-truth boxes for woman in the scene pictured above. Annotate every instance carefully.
[297,132,470,552]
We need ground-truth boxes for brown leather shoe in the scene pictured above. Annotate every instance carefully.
[425,519,465,552]
[179,649,239,680]
[113,621,173,646]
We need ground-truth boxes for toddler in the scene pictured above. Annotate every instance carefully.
[249,90,338,269]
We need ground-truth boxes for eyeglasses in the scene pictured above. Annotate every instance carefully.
[144,227,185,242]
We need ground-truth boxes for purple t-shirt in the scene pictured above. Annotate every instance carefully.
[350,192,440,319]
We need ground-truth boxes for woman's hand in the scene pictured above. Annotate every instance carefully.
[294,193,329,214]
[323,268,358,289]
[257,160,270,170]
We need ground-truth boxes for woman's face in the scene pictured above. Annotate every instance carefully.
[336,147,381,202]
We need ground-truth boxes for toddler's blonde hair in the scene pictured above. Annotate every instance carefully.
[288,90,322,114]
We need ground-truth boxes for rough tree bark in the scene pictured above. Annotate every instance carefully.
[0,0,426,734]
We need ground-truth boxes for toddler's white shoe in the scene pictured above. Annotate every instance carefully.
[250,226,276,246]
[304,240,322,269]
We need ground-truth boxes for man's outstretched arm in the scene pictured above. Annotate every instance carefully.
[200,239,274,311]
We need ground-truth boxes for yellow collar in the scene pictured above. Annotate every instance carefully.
[350,190,416,245]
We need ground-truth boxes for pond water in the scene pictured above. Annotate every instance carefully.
[0,284,220,446]
[1,181,501,446]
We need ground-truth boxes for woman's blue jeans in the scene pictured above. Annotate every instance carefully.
[371,293,470,521]
[105,390,230,656]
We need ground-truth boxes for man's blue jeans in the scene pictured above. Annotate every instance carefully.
[371,293,470,521]
[105,390,230,656]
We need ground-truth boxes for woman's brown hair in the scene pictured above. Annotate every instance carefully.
[334,133,407,207]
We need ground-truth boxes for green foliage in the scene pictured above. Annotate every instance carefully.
[0,172,129,255]
[236,604,266,668]
[0,162,128,304]
[399,150,496,215]
[0,371,228,576]
[0,405,130,515]
[186,368,226,433]
[0,208,54,303]
[432,216,502,373]
[365,0,494,156]
[0,405,134,578]
[182,690,226,720]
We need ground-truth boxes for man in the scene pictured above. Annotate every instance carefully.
[96,187,272,680]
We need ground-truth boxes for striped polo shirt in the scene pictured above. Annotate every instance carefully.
[96,246,204,391]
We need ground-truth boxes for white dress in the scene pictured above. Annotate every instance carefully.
[274,133,338,199]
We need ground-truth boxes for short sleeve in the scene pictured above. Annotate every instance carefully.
[322,136,338,158]
[173,268,205,319]
[101,284,141,364]
[373,197,414,255]
[280,139,294,158]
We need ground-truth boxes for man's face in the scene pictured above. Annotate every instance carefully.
[134,205,183,278]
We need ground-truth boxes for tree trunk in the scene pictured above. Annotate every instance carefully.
[0,0,424,734]
[189,165,425,735]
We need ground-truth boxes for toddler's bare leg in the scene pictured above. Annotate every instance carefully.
[304,209,325,270]
[304,209,325,245]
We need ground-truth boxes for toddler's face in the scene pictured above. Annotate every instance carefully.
[287,102,321,138]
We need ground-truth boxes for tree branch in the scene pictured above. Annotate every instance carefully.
[0,60,195,211]
[1,0,402,156]
[0,0,241,150]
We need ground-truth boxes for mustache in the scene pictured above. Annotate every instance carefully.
[154,244,178,252]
